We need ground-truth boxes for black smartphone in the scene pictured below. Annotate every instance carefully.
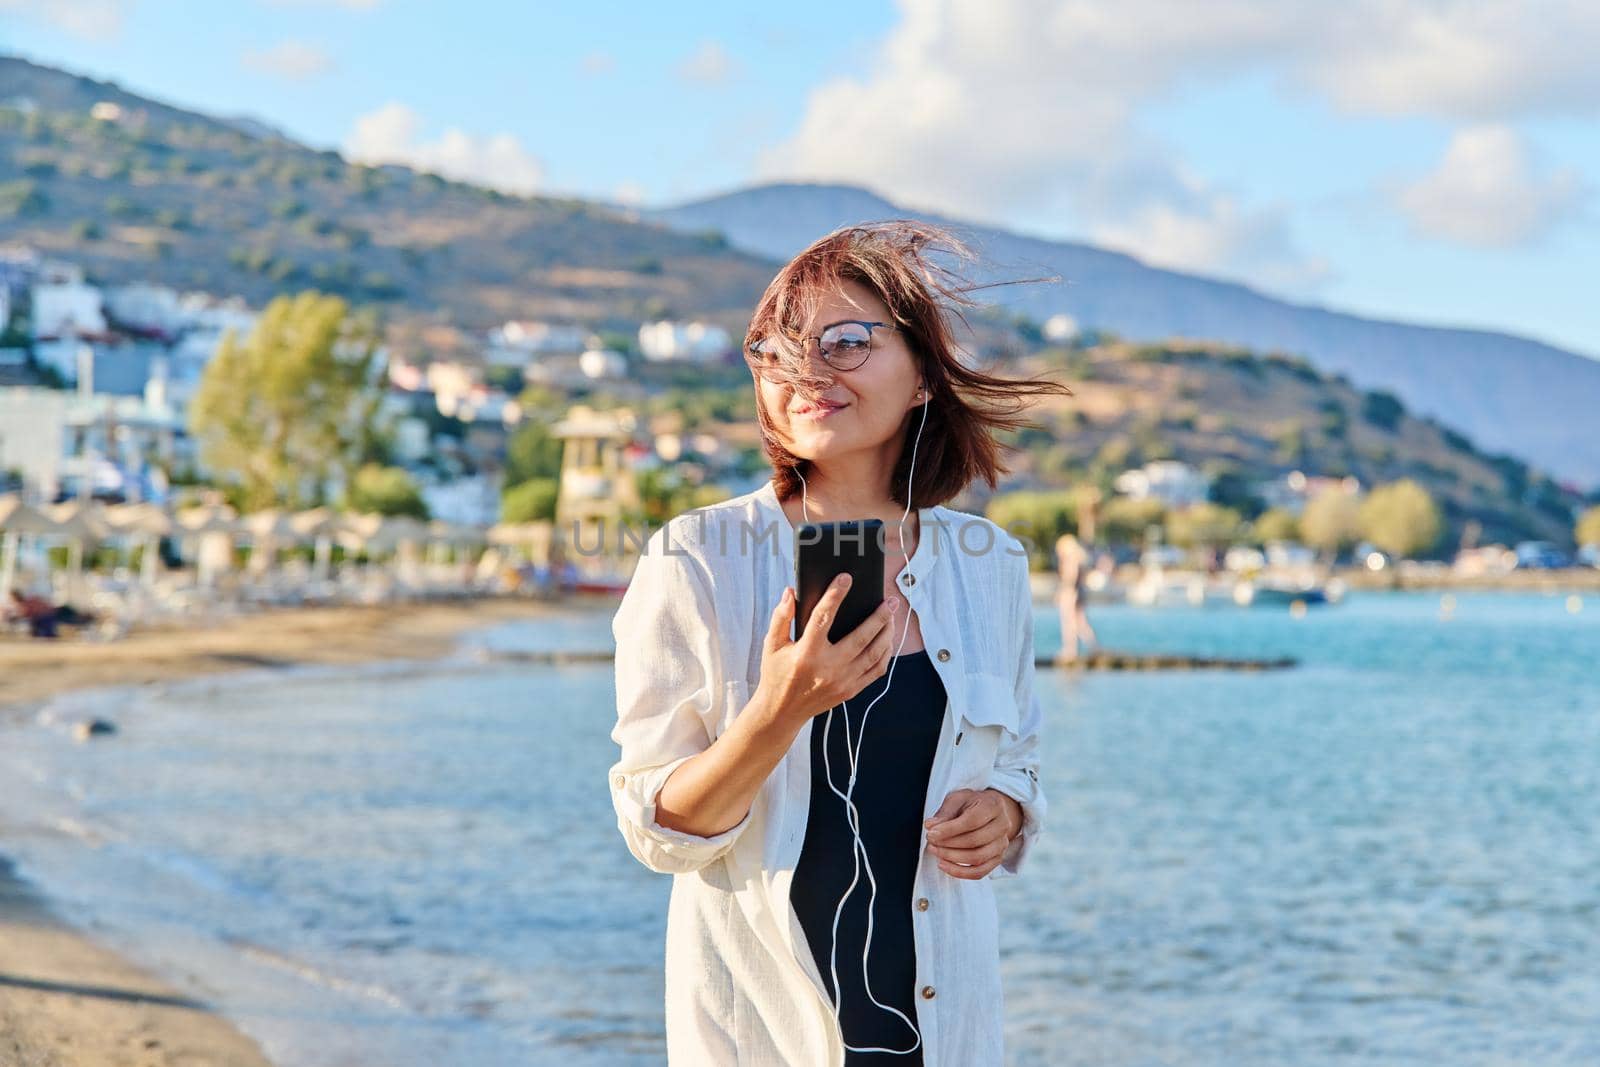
[794,518,885,643]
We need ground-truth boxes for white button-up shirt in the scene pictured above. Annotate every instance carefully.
[608,479,1046,1066]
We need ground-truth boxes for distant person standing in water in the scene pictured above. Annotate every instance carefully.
[1054,533,1098,662]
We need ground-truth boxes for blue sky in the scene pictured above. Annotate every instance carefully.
[5,0,1597,359]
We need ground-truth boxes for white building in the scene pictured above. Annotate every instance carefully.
[638,320,731,363]
[0,386,182,501]
[104,283,184,336]
[425,361,480,413]
[486,320,590,367]
[579,347,628,379]
[32,279,107,339]
[421,473,503,527]
[494,320,590,352]
[1113,460,1212,508]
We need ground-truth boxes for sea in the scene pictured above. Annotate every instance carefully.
[0,589,1596,1066]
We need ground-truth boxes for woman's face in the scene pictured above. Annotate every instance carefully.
[753,278,922,464]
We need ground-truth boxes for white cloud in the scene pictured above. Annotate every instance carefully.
[676,41,738,86]
[759,0,1597,294]
[758,0,1330,292]
[1395,124,1586,247]
[242,40,335,81]
[342,102,545,197]
[1296,2,1600,121]
[0,0,128,39]
[1092,191,1333,293]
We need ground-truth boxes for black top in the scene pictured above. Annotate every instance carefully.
[790,649,947,1064]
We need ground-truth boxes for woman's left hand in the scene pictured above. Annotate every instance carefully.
[923,788,1022,879]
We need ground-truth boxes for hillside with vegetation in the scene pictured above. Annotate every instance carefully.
[0,54,776,350]
[981,338,1576,555]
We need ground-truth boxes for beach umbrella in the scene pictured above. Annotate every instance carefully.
[175,504,241,586]
[369,514,429,555]
[332,511,386,554]
[0,496,62,600]
[240,508,300,574]
[486,520,554,563]
[105,501,175,537]
[44,500,113,542]
[174,503,242,534]
[104,503,175,587]
[425,518,485,564]
[0,495,61,535]
[291,507,342,580]
[42,501,110,605]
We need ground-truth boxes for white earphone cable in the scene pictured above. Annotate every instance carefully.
[795,385,930,1056]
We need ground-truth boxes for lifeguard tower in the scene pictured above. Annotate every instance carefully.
[551,405,640,573]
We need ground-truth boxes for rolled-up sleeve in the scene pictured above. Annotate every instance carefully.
[985,548,1047,879]
[607,525,754,875]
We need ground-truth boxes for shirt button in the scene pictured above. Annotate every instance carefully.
[954,731,963,745]
[613,774,625,788]
[902,573,916,587]
[915,897,930,911]
[936,648,950,662]
[920,985,936,999]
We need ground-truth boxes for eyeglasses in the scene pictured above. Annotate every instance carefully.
[744,320,896,380]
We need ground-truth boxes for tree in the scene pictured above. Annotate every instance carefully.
[1359,479,1443,559]
[1300,489,1363,560]
[504,418,565,487]
[346,464,428,518]
[1361,389,1407,431]
[985,489,1079,566]
[1166,502,1244,548]
[1100,496,1166,546]
[501,478,559,523]
[189,291,385,510]
[1578,505,1600,547]
[1207,465,1265,519]
[1251,507,1301,544]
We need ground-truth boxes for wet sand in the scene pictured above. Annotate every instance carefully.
[0,594,585,1066]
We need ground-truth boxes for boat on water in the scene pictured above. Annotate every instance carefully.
[1119,567,1346,609]
[1126,569,1217,607]
[565,572,631,596]
[1232,575,1346,607]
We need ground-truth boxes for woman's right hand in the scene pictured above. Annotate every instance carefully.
[756,574,901,727]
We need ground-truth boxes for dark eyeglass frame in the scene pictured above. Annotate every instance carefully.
[744,319,897,378]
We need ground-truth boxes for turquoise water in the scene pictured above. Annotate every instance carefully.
[0,591,1595,1065]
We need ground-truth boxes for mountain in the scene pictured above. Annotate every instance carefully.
[647,182,1600,491]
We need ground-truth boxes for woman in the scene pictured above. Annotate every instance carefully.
[1053,533,1100,662]
[608,221,1073,1065]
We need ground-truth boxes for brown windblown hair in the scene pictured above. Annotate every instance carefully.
[746,219,1075,508]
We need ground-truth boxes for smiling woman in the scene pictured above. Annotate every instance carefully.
[744,220,1074,510]
[608,218,1074,1066]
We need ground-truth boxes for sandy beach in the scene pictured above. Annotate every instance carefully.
[0,594,581,1067]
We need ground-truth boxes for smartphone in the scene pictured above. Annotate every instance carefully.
[794,518,885,644]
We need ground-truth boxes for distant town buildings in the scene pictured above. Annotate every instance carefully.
[492,320,590,354]
[1255,470,1363,515]
[637,319,731,363]
[1113,460,1212,508]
